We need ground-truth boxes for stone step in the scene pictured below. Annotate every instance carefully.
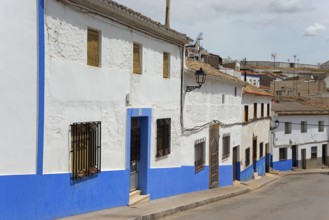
[254,172,261,180]
[129,190,141,198]
[129,194,150,206]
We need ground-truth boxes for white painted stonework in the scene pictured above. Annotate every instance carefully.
[44,0,183,173]
[272,114,329,161]
[182,72,243,166]
[0,1,38,175]
[241,94,271,171]
[241,74,260,88]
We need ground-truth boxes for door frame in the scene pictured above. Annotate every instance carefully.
[301,149,306,169]
[232,146,240,181]
[322,144,327,166]
[292,145,298,167]
[126,108,152,197]
[252,136,257,172]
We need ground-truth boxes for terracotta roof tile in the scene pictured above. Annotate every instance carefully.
[185,59,245,85]
[243,84,273,97]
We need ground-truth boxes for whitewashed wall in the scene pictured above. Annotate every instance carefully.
[241,94,271,170]
[0,1,38,175]
[182,73,243,166]
[241,75,260,88]
[272,114,329,161]
[44,0,182,173]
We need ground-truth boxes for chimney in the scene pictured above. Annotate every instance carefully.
[165,0,170,28]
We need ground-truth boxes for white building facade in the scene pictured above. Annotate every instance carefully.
[240,86,272,181]
[182,59,245,188]
[272,101,329,171]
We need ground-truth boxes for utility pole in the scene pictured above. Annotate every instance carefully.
[271,53,277,95]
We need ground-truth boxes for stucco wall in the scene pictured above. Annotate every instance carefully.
[0,1,38,175]
[44,0,182,173]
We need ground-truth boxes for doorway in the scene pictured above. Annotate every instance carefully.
[233,146,240,181]
[322,144,327,166]
[209,123,219,188]
[292,145,298,167]
[253,137,257,172]
[130,118,140,191]
[265,143,270,173]
[301,149,306,169]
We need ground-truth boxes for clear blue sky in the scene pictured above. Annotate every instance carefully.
[117,0,329,65]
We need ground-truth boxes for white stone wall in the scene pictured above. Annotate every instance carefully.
[182,73,243,166]
[0,1,38,175]
[241,94,271,170]
[44,0,183,173]
[241,75,260,88]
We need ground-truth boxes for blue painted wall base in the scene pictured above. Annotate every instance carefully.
[273,159,292,171]
[219,165,233,187]
[240,165,254,181]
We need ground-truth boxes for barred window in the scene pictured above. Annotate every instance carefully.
[267,103,270,117]
[318,121,324,132]
[279,148,287,161]
[87,29,100,67]
[156,118,171,158]
[71,121,101,181]
[254,103,257,118]
[222,135,230,160]
[285,122,292,134]
[195,138,206,172]
[301,121,307,133]
[261,103,264,117]
[311,146,317,159]
[259,142,264,158]
[244,105,249,122]
[245,148,250,166]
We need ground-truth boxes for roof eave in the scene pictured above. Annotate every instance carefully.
[59,0,192,46]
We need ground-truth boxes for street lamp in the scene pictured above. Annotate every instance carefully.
[186,68,207,92]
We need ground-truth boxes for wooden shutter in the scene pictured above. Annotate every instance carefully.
[87,29,100,67]
[163,52,169,78]
[133,43,141,74]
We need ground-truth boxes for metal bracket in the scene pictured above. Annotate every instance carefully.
[186,85,201,93]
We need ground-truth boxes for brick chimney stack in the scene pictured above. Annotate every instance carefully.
[165,0,170,28]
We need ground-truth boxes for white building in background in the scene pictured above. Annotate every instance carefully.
[272,99,329,171]
[241,72,261,88]
[240,85,272,181]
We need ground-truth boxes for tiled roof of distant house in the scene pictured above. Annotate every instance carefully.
[59,0,192,45]
[185,59,246,86]
[243,84,273,97]
[272,96,329,115]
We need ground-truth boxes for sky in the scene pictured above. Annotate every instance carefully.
[117,0,329,65]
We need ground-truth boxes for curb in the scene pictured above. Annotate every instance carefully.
[136,188,251,220]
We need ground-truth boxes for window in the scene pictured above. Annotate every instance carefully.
[319,121,324,132]
[163,52,170,78]
[279,148,287,160]
[245,148,250,166]
[311,146,317,159]
[156,118,171,157]
[261,103,264,117]
[234,87,237,97]
[222,94,225,104]
[222,135,230,160]
[71,121,101,181]
[195,138,206,172]
[259,142,264,158]
[267,103,270,117]
[133,43,142,74]
[285,122,292,134]
[254,103,257,118]
[244,105,249,122]
[276,91,282,95]
[301,121,307,133]
[87,29,100,67]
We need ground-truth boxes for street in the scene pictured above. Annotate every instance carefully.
[163,174,329,220]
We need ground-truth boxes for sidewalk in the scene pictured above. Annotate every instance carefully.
[59,170,329,220]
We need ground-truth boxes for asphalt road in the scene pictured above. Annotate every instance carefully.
[163,174,329,220]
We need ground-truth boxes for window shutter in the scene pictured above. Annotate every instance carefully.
[133,44,141,74]
[163,52,169,78]
[87,29,99,67]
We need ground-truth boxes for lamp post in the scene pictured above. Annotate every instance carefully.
[186,68,207,92]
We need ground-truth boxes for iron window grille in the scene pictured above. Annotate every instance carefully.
[311,146,317,159]
[318,121,324,132]
[244,105,249,122]
[254,103,257,118]
[279,148,287,161]
[267,103,270,117]
[71,121,101,181]
[195,138,206,172]
[245,148,250,166]
[156,118,171,158]
[261,103,264,117]
[285,122,292,134]
[222,135,230,160]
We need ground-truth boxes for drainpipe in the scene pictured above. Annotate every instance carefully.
[180,46,185,133]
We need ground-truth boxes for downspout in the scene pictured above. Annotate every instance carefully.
[180,46,185,133]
